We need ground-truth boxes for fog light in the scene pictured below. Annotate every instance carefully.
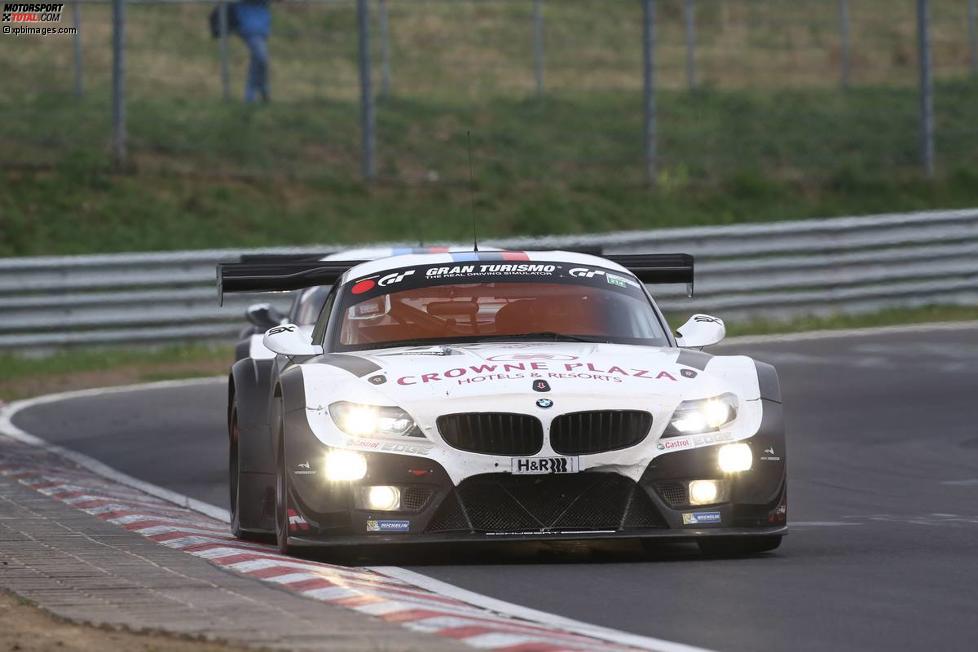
[323,450,367,481]
[689,480,719,505]
[718,443,753,473]
[366,485,401,511]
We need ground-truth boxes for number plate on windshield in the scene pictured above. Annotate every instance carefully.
[511,456,580,475]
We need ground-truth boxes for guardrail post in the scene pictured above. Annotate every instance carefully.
[357,0,376,181]
[916,0,934,177]
[683,0,696,90]
[378,0,391,98]
[218,2,230,101]
[838,0,851,89]
[969,0,977,76]
[642,0,657,186]
[111,0,126,169]
[533,0,544,96]
[72,1,83,97]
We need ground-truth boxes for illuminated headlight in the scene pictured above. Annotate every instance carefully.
[688,479,731,505]
[717,443,753,473]
[666,393,738,436]
[689,480,719,505]
[323,449,367,481]
[357,485,401,511]
[328,401,417,438]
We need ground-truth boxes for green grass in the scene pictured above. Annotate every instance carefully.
[2,1,978,255]
[722,305,978,337]
[3,81,978,256]
[0,344,232,383]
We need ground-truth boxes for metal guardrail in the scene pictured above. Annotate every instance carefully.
[1,209,976,348]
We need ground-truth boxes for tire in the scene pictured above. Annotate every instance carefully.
[229,403,270,542]
[274,413,294,555]
[697,535,782,557]
[229,404,245,539]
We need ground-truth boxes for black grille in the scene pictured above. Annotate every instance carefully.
[437,413,543,456]
[656,481,689,508]
[401,486,434,511]
[549,410,652,455]
[426,473,666,533]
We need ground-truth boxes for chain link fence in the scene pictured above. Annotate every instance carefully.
[2,0,977,186]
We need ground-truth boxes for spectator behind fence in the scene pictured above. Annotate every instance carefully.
[236,0,274,103]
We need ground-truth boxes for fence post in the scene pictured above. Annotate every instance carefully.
[642,0,656,185]
[218,2,230,101]
[71,1,83,97]
[378,0,391,98]
[916,0,934,177]
[838,0,851,89]
[111,0,126,169]
[969,0,977,76]
[357,0,376,180]
[683,0,696,90]
[533,0,544,96]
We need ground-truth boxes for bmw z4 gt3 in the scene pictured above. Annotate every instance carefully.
[221,250,787,555]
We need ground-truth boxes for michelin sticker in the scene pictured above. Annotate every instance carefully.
[367,520,410,532]
[682,511,722,525]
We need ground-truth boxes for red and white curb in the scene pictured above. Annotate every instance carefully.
[0,382,710,652]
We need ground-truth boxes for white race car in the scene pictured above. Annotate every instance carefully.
[220,250,787,556]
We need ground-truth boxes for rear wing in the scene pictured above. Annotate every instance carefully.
[217,251,693,305]
[218,260,367,305]
[603,253,694,296]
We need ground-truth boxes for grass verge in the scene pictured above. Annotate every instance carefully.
[2,307,975,402]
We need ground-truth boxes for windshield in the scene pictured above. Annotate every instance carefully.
[327,261,669,351]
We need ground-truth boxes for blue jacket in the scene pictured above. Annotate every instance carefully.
[235,0,271,37]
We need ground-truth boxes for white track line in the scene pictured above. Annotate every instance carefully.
[0,377,715,652]
[0,377,231,522]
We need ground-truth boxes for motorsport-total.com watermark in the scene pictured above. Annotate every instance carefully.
[2,3,77,36]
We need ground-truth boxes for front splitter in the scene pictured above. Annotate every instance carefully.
[286,525,789,547]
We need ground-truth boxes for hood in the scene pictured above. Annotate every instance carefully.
[310,342,737,410]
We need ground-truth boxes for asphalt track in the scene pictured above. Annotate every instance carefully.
[13,325,978,652]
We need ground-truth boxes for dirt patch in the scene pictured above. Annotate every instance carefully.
[0,591,253,652]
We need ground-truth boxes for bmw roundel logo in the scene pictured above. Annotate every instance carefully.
[536,398,554,409]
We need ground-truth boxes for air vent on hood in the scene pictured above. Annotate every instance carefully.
[550,410,653,455]
[437,413,543,456]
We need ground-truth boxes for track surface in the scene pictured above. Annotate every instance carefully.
[14,327,978,652]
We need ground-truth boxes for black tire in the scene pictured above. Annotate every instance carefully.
[229,404,245,538]
[229,403,270,542]
[274,412,293,555]
[698,535,782,557]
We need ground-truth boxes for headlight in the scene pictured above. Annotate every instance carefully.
[665,393,738,436]
[323,450,368,481]
[718,443,753,473]
[328,401,417,438]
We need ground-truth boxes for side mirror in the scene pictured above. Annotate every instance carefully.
[263,324,323,357]
[675,314,726,349]
[246,303,286,330]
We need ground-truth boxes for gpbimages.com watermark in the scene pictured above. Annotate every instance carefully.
[2,3,76,36]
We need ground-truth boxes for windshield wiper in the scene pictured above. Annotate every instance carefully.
[474,332,608,344]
